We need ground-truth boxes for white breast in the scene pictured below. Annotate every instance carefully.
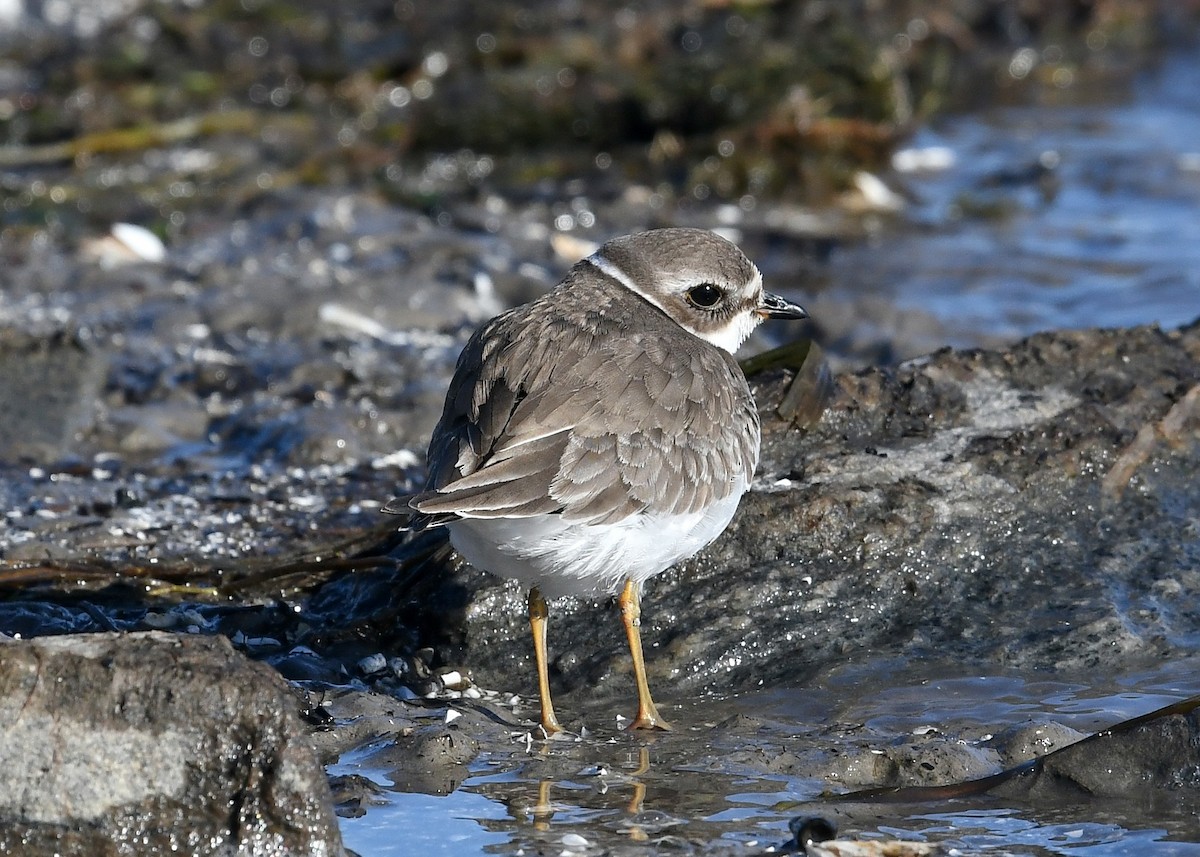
[447,478,748,600]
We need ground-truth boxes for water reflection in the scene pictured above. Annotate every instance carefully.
[465,740,717,851]
[489,747,653,833]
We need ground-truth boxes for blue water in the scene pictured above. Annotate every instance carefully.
[337,656,1200,855]
[339,790,509,855]
[833,50,1200,347]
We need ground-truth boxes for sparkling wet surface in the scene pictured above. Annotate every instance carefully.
[336,658,1200,856]
[2,12,1200,853]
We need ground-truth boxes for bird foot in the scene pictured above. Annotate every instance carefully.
[536,716,565,739]
[627,711,673,732]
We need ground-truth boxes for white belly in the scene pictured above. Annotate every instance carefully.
[446,480,747,599]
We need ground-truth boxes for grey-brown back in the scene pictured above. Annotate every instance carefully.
[410,271,760,528]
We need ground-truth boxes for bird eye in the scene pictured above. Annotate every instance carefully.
[686,283,723,308]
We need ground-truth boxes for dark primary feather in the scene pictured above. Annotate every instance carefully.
[407,262,760,529]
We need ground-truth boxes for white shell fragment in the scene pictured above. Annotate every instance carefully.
[560,831,590,850]
[892,145,957,172]
[81,222,167,267]
[111,222,167,263]
[851,171,906,212]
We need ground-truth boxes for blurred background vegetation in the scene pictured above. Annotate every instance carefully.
[3,0,1197,229]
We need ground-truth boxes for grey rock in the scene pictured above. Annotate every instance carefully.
[0,632,342,857]
[987,721,1088,768]
[359,724,481,795]
[314,686,520,798]
[0,332,107,463]
[992,704,1200,800]
[827,738,1001,790]
[306,687,422,765]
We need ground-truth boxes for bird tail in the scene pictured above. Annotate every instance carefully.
[381,493,456,531]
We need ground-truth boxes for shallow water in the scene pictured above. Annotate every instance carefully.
[829,50,1200,353]
[337,656,1200,855]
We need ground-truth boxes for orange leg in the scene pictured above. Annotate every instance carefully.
[618,579,672,731]
[533,779,553,830]
[528,586,564,735]
[627,746,651,814]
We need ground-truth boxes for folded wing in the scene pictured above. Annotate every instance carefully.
[408,299,759,528]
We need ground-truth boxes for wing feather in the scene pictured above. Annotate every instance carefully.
[408,281,760,528]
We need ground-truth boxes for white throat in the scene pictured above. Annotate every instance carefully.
[586,252,762,354]
[699,310,759,354]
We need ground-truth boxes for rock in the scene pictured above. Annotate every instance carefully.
[0,632,342,857]
[306,687,422,764]
[821,695,1200,811]
[826,738,1000,790]
[358,723,481,795]
[986,721,1088,768]
[316,686,521,799]
[991,699,1200,800]
[0,332,107,463]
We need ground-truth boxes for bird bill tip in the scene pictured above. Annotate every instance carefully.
[756,292,809,321]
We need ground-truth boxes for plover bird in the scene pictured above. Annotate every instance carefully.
[398,228,807,734]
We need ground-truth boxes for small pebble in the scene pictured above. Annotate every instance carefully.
[142,612,177,630]
[357,653,388,675]
[892,145,956,172]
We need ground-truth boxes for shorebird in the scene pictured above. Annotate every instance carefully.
[398,228,807,733]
